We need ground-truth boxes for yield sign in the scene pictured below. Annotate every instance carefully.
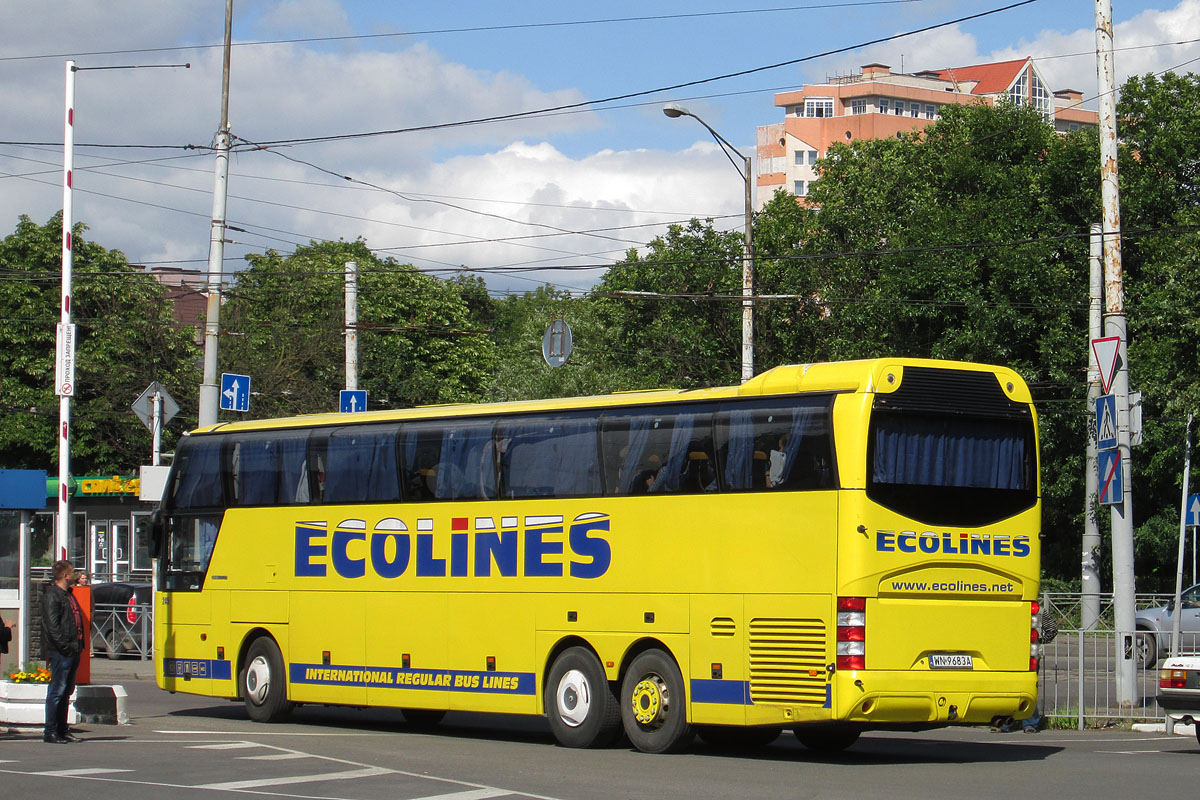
[1091,336,1121,394]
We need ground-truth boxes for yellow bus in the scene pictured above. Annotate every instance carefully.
[153,358,1041,754]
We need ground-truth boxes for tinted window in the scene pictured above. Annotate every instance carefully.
[867,410,1036,526]
[715,396,836,492]
[600,406,716,495]
[319,425,400,504]
[229,431,311,506]
[168,436,225,509]
[497,414,601,498]
[400,419,497,501]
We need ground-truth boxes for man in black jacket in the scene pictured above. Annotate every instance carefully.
[42,560,84,744]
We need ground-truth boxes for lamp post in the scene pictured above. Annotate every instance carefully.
[663,103,754,382]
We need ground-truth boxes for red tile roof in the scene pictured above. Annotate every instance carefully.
[935,58,1030,95]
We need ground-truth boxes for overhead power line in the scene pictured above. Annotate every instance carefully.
[2,2,928,63]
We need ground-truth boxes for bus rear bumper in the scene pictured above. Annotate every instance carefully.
[834,671,1037,725]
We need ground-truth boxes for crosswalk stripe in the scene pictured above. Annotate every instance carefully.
[29,768,134,777]
[189,742,261,750]
[406,790,514,800]
[194,765,391,790]
[237,753,312,761]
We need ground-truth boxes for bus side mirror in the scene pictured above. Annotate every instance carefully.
[149,509,165,560]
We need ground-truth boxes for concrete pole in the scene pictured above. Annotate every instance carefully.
[18,511,30,667]
[1082,224,1103,631]
[1171,415,1193,660]
[345,261,358,392]
[56,61,76,561]
[198,0,234,428]
[1095,0,1136,707]
[740,154,755,383]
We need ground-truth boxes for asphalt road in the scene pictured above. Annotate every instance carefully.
[3,658,1197,800]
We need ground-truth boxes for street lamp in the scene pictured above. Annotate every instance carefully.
[663,103,754,382]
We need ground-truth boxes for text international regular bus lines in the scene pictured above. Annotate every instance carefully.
[152,358,1042,754]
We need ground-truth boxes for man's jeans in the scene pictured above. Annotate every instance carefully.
[45,649,80,737]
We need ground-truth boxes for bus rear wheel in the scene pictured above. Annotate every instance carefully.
[242,637,293,723]
[620,649,693,754]
[545,647,621,748]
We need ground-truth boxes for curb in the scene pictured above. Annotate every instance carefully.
[1131,721,1196,736]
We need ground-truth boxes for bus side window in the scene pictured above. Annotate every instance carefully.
[498,415,600,499]
[400,424,442,502]
[322,425,400,504]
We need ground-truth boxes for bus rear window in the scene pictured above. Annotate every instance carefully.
[868,411,1036,526]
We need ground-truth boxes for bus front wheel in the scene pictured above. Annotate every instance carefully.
[620,649,693,754]
[242,637,293,723]
[545,647,621,748]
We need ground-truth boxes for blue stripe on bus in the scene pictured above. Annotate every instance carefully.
[690,680,832,708]
[690,678,752,705]
[289,663,536,695]
[162,658,233,681]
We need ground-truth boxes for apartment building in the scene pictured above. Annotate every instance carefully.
[755,58,1099,207]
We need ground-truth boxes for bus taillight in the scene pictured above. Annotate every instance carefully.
[837,596,866,671]
[1029,601,1039,671]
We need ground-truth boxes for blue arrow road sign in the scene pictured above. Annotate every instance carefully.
[220,373,251,412]
[1098,449,1123,506]
[1095,394,1117,451]
[340,389,367,414]
[1188,493,1200,527]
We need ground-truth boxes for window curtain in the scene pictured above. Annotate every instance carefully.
[776,406,818,485]
[723,410,754,490]
[617,416,652,494]
[437,424,497,499]
[649,414,695,493]
[873,417,1027,490]
[324,428,399,503]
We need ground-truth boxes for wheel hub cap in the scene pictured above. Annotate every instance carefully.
[246,656,271,705]
[631,676,666,726]
[556,669,591,728]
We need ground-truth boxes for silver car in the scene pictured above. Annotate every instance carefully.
[1136,584,1200,668]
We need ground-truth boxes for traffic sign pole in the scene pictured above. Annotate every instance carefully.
[1171,415,1193,659]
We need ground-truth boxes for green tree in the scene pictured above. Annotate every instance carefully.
[487,285,614,401]
[220,240,497,419]
[0,214,199,472]
[1118,72,1200,587]
[799,102,1100,579]
[590,218,743,390]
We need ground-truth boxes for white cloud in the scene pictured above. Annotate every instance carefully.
[252,0,353,39]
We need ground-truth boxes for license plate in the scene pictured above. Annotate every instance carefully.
[929,653,973,669]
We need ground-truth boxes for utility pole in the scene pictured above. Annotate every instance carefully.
[198,0,234,428]
[345,261,358,392]
[1095,0,1136,707]
[56,61,76,561]
[1082,224,1102,631]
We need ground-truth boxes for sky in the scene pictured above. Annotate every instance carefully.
[3,0,1198,295]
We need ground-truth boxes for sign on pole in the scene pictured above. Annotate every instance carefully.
[55,322,76,397]
[1099,449,1124,506]
[1091,335,1121,394]
[132,381,180,430]
[542,317,573,368]
[340,389,367,413]
[1188,494,1200,528]
[220,372,251,412]
[1096,394,1117,451]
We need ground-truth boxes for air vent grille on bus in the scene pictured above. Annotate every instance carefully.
[748,617,827,705]
[710,617,736,637]
[873,366,1028,419]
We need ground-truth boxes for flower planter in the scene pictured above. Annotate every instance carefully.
[0,681,78,727]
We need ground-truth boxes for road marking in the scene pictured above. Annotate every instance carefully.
[190,742,263,750]
[407,791,513,800]
[194,765,392,790]
[238,753,313,761]
[158,730,373,737]
[30,768,134,777]
[1097,749,1170,754]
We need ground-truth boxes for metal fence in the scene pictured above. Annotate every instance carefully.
[1039,593,1195,727]
[89,601,153,661]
